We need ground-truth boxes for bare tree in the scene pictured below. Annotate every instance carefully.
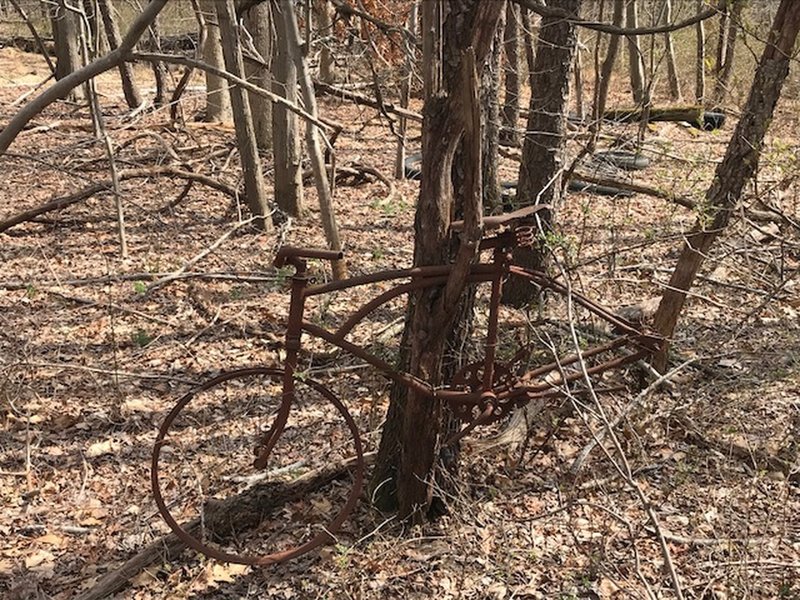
[652,0,800,371]
[201,0,232,122]
[626,0,645,105]
[663,0,681,99]
[500,1,521,146]
[695,0,706,102]
[394,1,419,180]
[481,7,505,211]
[51,0,86,101]
[315,0,336,83]
[371,0,505,521]
[594,0,625,123]
[713,0,744,104]
[216,0,271,231]
[243,1,273,149]
[0,0,169,155]
[277,0,345,277]
[97,0,142,109]
[503,0,582,306]
[272,0,303,217]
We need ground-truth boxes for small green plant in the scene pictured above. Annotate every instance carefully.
[370,196,405,217]
[133,281,147,294]
[132,329,153,348]
[25,284,37,299]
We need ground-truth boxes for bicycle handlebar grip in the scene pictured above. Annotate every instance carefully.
[274,246,345,268]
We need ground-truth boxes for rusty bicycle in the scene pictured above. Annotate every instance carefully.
[151,204,663,566]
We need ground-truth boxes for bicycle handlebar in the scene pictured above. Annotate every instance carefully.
[274,245,344,269]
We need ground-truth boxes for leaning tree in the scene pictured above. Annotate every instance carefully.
[652,0,800,371]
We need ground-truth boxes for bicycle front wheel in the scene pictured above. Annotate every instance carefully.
[151,367,364,565]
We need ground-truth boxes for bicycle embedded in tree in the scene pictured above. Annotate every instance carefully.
[151,204,663,565]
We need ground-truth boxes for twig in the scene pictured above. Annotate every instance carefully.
[44,289,179,328]
[18,362,198,386]
[569,359,694,477]
[0,270,279,290]
[559,269,687,600]
[0,165,239,234]
[74,453,370,600]
[145,216,259,293]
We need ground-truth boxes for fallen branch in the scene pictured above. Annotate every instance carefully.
[75,454,369,600]
[498,147,784,224]
[314,80,423,123]
[146,217,259,293]
[0,166,238,234]
[0,271,279,290]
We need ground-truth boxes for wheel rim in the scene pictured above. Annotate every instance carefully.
[151,367,364,565]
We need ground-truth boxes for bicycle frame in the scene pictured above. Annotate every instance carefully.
[254,231,662,467]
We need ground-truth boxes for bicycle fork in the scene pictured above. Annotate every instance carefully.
[253,265,309,470]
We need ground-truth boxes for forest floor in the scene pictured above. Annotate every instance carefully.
[1,46,799,600]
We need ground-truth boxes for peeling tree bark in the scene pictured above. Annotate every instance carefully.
[652,0,800,372]
[370,0,505,522]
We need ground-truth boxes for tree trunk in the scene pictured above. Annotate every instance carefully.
[201,0,231,122]
[216,0,271,231]
[243,2,273,150]
[573,35,585,120]
[695,0,706,103]
[521,7,536,89]
[713,2,729,86]
[481,7,505,211]
[272,0,303,217]
[652,0,800,372]
[500,1,520,146]
[502,0,581,307]
[314,0,336,83]
[663,0,681,100]
[51,0,86,101]
[371,0,505,522]
[626,0,645,105]
[147,13,168,108]
[594,0,625,123]
[97,0,142,108]
[714,0,744,105]
[395,1,419,180]
[278,0,346,278]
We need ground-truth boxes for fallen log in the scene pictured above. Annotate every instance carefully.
[602,105,726,130]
